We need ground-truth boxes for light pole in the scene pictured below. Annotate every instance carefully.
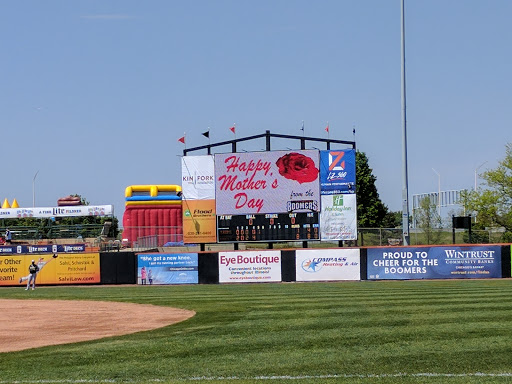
[401,0,410,245]
[474,161,487,191]
[32,170,39,207]
[432,168,441,216]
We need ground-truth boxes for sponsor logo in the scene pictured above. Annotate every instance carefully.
[63,245,85,252]
[301,256,350,273]
[328,151,346,171]
[28,246,50,253]
[286,200,319,212]
[301,258,323,273]
[182,175,214,184]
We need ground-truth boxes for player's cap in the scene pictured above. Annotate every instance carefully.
[31,260,35,263]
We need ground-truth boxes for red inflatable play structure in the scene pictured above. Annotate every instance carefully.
[122,185,183,247]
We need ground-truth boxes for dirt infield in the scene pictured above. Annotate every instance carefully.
[0,299,195,353]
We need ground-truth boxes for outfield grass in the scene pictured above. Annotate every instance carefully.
[1,280,512,384]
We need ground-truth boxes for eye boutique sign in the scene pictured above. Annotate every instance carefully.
[218,250,282,283]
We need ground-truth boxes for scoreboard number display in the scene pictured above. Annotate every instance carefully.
[217,213,320,242]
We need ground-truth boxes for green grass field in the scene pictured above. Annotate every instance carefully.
[1,280,512,384]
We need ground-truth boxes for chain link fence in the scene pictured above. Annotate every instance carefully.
[2,225,507,250]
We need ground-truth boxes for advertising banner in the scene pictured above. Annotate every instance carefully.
[319,149,356,195]
[0,205,113,219]
[137,253,198,284]
[0,244,86,255]
[182,200,217,243]
[215,150,320,215]
[296,249,360,281]
[181,155,215,200]
[181,155,216,243]
[0,253,100,286]
[367,246,502,280]
[218,250,281,283]
[320,194,357,240]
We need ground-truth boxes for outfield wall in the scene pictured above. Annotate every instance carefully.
[1,244,510,286]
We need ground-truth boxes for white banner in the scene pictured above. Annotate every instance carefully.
[320,194,357,240]
[0,205,113,219]
[218,250,281,283]
[181,155,215,200]
[215,150,320,215]
[296,249,360,281]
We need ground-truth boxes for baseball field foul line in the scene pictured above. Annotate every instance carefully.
[3,372,512,383]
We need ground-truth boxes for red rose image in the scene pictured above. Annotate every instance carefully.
[276,152,319,184]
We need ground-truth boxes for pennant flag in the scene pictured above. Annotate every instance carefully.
[325,124,329,133]
[230,126,236,134]
[178,136,185,144]
[202,131,210,138]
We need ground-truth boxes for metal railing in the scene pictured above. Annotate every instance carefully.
[1,225,105,242]
[122,226,183,250]
[2,225,506,250]
[125,227,507,250]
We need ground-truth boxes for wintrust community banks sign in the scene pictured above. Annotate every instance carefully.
[367,246,501,280]
[218,250,281,283]
[296,249,360,281]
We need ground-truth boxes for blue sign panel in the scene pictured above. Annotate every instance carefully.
[137,253,198,285]
[367,246,502,280]
[0,244,86,255]
[319,150,356,195]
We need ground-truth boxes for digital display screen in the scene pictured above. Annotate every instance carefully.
[217,212,320,242]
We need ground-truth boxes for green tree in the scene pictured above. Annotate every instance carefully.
[355,151,390,227]
[382,210,402,228]
[415,196,442,244]
[464,143,512,240]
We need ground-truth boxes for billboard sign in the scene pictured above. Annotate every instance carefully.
[137,253,198,284]
[0,253,100,286]
[181,155,215,200]
[218,250,281,283]
[296,249,360,281]
[182,200,217,243]
[181,155,216,243]
[320,194,357,240]
[0,244,86,255]
[367,246,502,280]
[0,205,113,219]
[215,150,320,215]
[217,212,319,242]
[319,149,356,194]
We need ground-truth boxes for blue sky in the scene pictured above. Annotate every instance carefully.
[1,1,511,222]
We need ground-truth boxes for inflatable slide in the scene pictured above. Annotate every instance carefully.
[122,185,183,247]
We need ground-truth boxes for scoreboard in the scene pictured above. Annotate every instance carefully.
[217,212,320,242]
